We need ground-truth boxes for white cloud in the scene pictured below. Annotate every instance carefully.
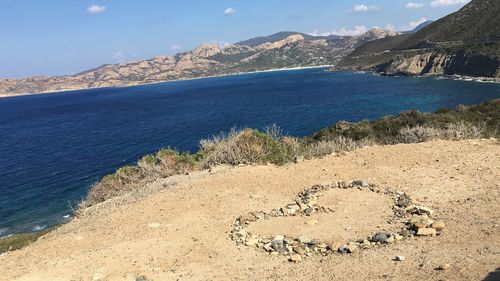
[405,2,425,9]
[353,4,380,12]
[310,25,368,37]
[430,0,470,7]
[113,51,126,63]
[224,8,237,16]
[171,45,183,51]
[408,17,429,29]
[87,5,106,14]
[385,23,395,31]
[219,41,231,48]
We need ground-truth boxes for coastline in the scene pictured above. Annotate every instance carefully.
[0,65,334,98]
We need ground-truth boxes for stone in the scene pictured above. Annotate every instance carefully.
[410,215,434,228]
[395,256,405,261]
[273,235,284,241]
[431,221,446,231]
[385,236,395,243]
[416,228,437,236]
[263,243,273,252]
[406,206,434,216]
[304,208,314,216]
[371,232,390,243]
[293,245,309,255]
[234,229,247,240]
[297,236,310,244]
[239,213,257,224]
[245,237,259,246]
[338,242,357,254]
[136,276,150,281]
[437,264,451,271]
[396,194,412,208]
[289,254,302,262]
[338,181,348,188]
[305,219,318,226]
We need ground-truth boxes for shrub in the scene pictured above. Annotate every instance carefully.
[199,128,294,167]
[398,125,442,143]
[443,121,485,140]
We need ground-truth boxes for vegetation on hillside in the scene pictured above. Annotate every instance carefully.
[79,99,499,210]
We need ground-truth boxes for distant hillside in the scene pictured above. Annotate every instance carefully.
[411,20,433,32]
[0,29,396,96]
[235,31,341,47]
[336,0,500,78]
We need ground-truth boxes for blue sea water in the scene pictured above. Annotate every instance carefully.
[0,68,499,236]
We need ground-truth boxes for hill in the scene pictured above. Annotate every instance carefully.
[235,31,341,47]
[336,0,500,78]
[0,29,396,97]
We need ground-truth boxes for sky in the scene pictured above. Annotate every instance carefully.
[0,0,470,78]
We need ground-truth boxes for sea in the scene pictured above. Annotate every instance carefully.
[0,68,499,236]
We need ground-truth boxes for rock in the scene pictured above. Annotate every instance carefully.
[273,235,284,242]
[136,276,150,281]
[406,206,434,216]
[431,221,446,231]
[411,215,434,228]
[304,208,314,216]
[338,242,357,254]
[234,229,247,240]
[396,194,412,208]
[386,236,395,243]
[263,243,273,252]
[293,245,310,255]
[371,232,390,243]
[245,237,259,246]
[305,219,318,226]
[338,181,348,188]
[351,180,368,187]
[437,264,451,271]
[297,236,310,244]
[395,256,405,261]
[416,228,437,236]
[239,213,257,224]
[289,254,302,262]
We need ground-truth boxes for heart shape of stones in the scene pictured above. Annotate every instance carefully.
[230,180,445,262]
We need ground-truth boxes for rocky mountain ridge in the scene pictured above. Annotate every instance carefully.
[335,0,500,78]
[0,29,397,96]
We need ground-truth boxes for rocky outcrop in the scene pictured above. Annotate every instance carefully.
[376,50,500,78]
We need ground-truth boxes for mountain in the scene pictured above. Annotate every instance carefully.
[0,29,396,96]
[335,0,500,78]
[411,20,433,32]
[235,31,341,47]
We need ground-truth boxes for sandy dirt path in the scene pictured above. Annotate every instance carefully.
[0,139,499,281]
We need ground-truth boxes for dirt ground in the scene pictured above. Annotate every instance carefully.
[0,139,499,281]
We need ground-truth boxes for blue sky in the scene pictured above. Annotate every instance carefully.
[0,0,470,78]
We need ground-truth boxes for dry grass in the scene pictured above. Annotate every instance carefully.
[79,100,498,210]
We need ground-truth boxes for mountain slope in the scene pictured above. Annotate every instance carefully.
[336,0,500,78]
[235,31,341,47]
[0,29,396,97]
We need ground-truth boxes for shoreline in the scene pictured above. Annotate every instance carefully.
[0,65,334,98]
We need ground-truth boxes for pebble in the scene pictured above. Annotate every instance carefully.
[371,232,390,243]
[136,276,150,281]
[416,228,437,236]
[245,238,259,246]
[437,264,451,271]
[289,254,302,262]
[431,221,446,231]
[395,256,405,261]
[411,215,434,228]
